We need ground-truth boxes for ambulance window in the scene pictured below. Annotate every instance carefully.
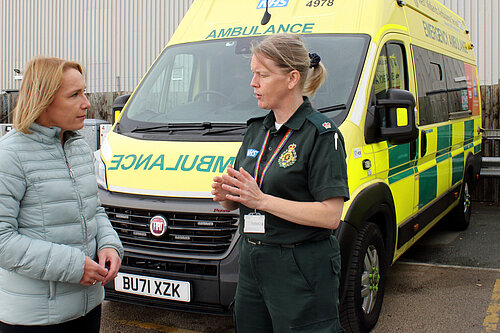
[413,45,449,125]
[387,44,406,90]
[444,57,469,117]
[373,43,407,101]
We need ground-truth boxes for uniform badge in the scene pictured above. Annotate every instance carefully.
[278,143,297,168]
[247,149,259,157]
[322,122,331,129]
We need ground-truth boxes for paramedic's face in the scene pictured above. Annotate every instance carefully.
[250,54,291,110]
[38,68,90,132]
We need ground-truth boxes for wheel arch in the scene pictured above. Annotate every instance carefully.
[465,150,481,192]
[337,182,397,303]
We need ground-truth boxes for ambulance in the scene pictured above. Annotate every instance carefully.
[96,0,482,331]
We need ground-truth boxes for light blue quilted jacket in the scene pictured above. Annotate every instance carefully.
[0,123,123,325]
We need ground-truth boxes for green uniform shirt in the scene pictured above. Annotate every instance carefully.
[234,97,349,244]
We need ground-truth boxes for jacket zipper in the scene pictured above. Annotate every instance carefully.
[59,137,90,314]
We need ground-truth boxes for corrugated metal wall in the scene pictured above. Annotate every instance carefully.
[438,0,500,85]
[0,0,497,92]
[0,0,194,93]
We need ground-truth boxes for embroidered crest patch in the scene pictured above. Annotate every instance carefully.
[322,122,331,129]
[278,143,297,168]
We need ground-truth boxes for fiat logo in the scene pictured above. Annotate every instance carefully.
[149,215,168,237]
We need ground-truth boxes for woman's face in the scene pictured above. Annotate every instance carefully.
[37,68,90,132]
[250,54,295,110]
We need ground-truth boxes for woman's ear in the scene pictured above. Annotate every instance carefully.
[288,70,301,90]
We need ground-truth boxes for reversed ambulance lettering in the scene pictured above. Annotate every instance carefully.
[108,154,235,173]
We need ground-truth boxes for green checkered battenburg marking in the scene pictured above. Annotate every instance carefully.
[387,120,479,206]
[419,165,437,208]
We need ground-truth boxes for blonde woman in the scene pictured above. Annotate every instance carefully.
[212,34,349,332]
[0,57,123,332]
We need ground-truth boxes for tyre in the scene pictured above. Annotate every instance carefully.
[448,171,472,231]
[340,222,387,333]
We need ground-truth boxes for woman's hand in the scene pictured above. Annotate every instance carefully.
[98,248,122,285]
[79,256,108,286]
[212,165,239,210]
[220,166,266,210]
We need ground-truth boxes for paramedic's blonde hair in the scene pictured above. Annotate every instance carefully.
[251,33,326,96]
[13,57,84,133]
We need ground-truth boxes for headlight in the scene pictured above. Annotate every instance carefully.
[93,150,108,190]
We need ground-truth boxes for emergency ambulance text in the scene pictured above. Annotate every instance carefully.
[422,20,467,53]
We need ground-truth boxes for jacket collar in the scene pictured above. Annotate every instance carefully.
[28,123,79,144]
[262,97,313,132]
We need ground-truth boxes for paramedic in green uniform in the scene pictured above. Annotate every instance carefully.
[212,33,349,333]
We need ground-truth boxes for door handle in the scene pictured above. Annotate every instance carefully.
[421,130,427,157]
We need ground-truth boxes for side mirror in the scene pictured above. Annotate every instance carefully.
[376,89,418,145]
[112,94,131,123]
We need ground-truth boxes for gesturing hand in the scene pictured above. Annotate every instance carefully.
[212,169,233,202]
[220,166,266,210]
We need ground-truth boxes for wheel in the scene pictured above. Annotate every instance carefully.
[340,222,386,333]
[449,171,472,231]
[193,90,231,105]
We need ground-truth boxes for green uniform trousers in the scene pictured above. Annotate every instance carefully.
[234,235,344,333]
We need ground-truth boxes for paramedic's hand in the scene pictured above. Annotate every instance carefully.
[212,165,238,210]
[221,166,265,210]
[98,248,121,285]
[80,256,108,286]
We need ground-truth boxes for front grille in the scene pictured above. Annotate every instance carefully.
[123,255,217,276]
[105,206,238,255]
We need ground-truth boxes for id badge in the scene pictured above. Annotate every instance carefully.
[244,212,265,233]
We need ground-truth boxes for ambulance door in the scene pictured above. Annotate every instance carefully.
[412,46,450,214]
[370,37,417,237]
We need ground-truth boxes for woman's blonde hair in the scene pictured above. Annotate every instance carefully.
[13,57,83,133]
[251,33,326,96]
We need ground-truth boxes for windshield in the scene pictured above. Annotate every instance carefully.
[117,34,369,137]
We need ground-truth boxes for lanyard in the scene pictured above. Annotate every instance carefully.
[254,128,293,188]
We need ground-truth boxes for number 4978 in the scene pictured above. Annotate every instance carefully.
[306,0,334,7]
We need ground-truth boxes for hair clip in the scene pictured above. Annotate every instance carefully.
[309,53,321,68]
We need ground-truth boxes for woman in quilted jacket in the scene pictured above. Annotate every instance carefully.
[0,57,123,332]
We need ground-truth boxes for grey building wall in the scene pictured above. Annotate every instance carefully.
[0,0,497,93]
[438,0,499,85]
[0,0,194,93]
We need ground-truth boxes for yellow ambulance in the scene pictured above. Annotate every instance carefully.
[96,0,482,331]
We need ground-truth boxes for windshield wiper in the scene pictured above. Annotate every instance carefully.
[202,124,247,135]
[318,104,346,113]
[130,122,213,133]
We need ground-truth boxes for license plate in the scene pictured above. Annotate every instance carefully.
[114,272,191,302]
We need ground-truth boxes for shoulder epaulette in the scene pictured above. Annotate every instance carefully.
[247,115,266,125]
[306,112,336,135]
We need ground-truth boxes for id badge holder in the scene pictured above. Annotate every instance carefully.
[244,210,265,233]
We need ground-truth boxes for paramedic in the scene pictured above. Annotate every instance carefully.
[212,33,349,332]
